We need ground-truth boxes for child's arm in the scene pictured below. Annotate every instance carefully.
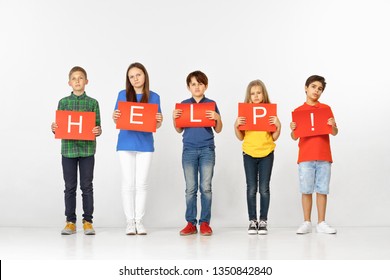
[206,110,223,133]
[172,109,184,133]
[234,117,245,141]
[112,110,121,124]
[270,116,281,141]
[290,121,298,141]
[156,113,163,129]
[328,117,338,136]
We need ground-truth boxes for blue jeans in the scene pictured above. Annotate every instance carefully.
[243,151,274,221]
[62,155,95,223]
[182,147,215,225]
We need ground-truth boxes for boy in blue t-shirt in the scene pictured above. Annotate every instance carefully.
[173,70,223,236]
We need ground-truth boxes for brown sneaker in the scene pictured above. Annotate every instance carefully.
[83,220,96,235]
[61,222,76,235]
[180,222,197,236]
[200,222,212,236]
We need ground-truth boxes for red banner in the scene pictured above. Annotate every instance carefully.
[292,107,333,138]
[175,102,216,128]
[238,103,277,131]
[116,101,158,132]
[55,110,96,140]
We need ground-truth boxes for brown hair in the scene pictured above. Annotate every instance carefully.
[186,70,208,87]
[126,62,150,103]
[244,79,271,104]
[305,75,326,91]
[69,66,87,80]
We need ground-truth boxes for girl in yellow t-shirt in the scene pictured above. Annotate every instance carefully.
[234,80,281,235]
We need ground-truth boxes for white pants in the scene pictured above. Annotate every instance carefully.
[118,151,153,223]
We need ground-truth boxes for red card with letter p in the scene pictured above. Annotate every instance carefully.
[116,101,158,132]
[292,107,333,138]
[55,110,96,140]
[238,103,277,131]
[175,102,216,128]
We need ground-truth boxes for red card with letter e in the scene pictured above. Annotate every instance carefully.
[116,101,158,132]
[292,107,333,138]
[238,103,277,131]
[175,102,216,128]
[55,110,96,140]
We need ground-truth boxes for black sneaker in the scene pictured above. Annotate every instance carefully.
[258,220,268,235]
[248,220,258,235]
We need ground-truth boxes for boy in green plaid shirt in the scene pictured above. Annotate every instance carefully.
[51,66,102,235]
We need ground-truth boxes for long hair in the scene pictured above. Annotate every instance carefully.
[244,79,271,103]
[125,62,150,103]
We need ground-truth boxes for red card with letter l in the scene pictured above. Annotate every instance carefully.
[55,110,96,140]
[116,101,158,132]
[238,103,277,131]
[292,107,333,138]
[175,102,216,128]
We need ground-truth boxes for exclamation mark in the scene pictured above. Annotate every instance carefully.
[310,113,315,131]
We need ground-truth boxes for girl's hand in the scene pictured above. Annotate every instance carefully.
[51,122,58,133]
[290,121,297,131]
[269,116,281,129]
[172,109,182,119]
[206,110,220,121]
[92,126,102,136]
[235,117,246,128]
[113,110,121,123]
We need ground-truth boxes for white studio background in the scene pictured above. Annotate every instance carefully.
[0,0,389,229]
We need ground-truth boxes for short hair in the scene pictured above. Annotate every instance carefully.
[69,66,87,80]
[244,79,271,104]
[186,70,208,86]
[125,62,150,103]
[305,75,326,91]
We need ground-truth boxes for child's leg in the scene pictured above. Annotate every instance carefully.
[182,149,200,225]
[79,155,95,222]
[298,161,316,221]
[302,194,313,221]
[316,193,327,223]
[61,156,78,223]
[243,153,258,221]
[134,152,153,221]
[118,151,136,222]
[257,152,274,221]
[198,147,215,224]
[314,161,331,223]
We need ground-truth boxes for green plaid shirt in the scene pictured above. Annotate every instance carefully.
[57,92,101,158]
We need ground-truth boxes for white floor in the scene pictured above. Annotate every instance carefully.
[1,226,390,260]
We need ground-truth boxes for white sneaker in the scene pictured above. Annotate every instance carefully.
[296,221,312,234]
[316,221,337,234]
[135,220,147,235]
[258,220,268,235]
[126,220,136,235]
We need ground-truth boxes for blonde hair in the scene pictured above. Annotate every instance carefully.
[244,79,271,103]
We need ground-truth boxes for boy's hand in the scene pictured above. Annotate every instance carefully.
[206,110,220,121]
[290,121,297,131]
[113,110,121,123]
[92,126,102,136]
[327,117,337,127]
[172,109,182,119]
[51,122,58,133]
[235,117,246,128]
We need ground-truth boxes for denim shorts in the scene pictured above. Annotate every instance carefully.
[298,161,331,194]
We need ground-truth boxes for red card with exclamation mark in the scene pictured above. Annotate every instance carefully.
[292,108,333,138]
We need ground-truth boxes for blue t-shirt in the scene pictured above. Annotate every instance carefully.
[115,90,162,152]
[181,96,220,149]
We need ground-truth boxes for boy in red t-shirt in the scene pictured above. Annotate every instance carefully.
[290,75,338,234]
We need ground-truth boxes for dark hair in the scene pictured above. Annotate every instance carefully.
[186,70,208,86]
[69,66,87,79]
[305,75,326,91]
[126,62,150,103]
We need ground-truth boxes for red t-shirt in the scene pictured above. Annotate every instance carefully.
[293,102,334,163]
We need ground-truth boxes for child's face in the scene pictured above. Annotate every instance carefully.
[249,85,264,103]
[305,81,323,102]
[128,67,145,92]
[68,71,88,95]
[187,77,207,99]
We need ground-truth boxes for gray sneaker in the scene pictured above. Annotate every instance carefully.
[248,220,258,235]
[258,220,268,235]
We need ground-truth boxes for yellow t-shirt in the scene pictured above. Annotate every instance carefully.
[242,130,275,158]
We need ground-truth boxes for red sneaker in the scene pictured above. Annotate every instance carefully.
[200,222,213,236]
[180,222,197,236]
